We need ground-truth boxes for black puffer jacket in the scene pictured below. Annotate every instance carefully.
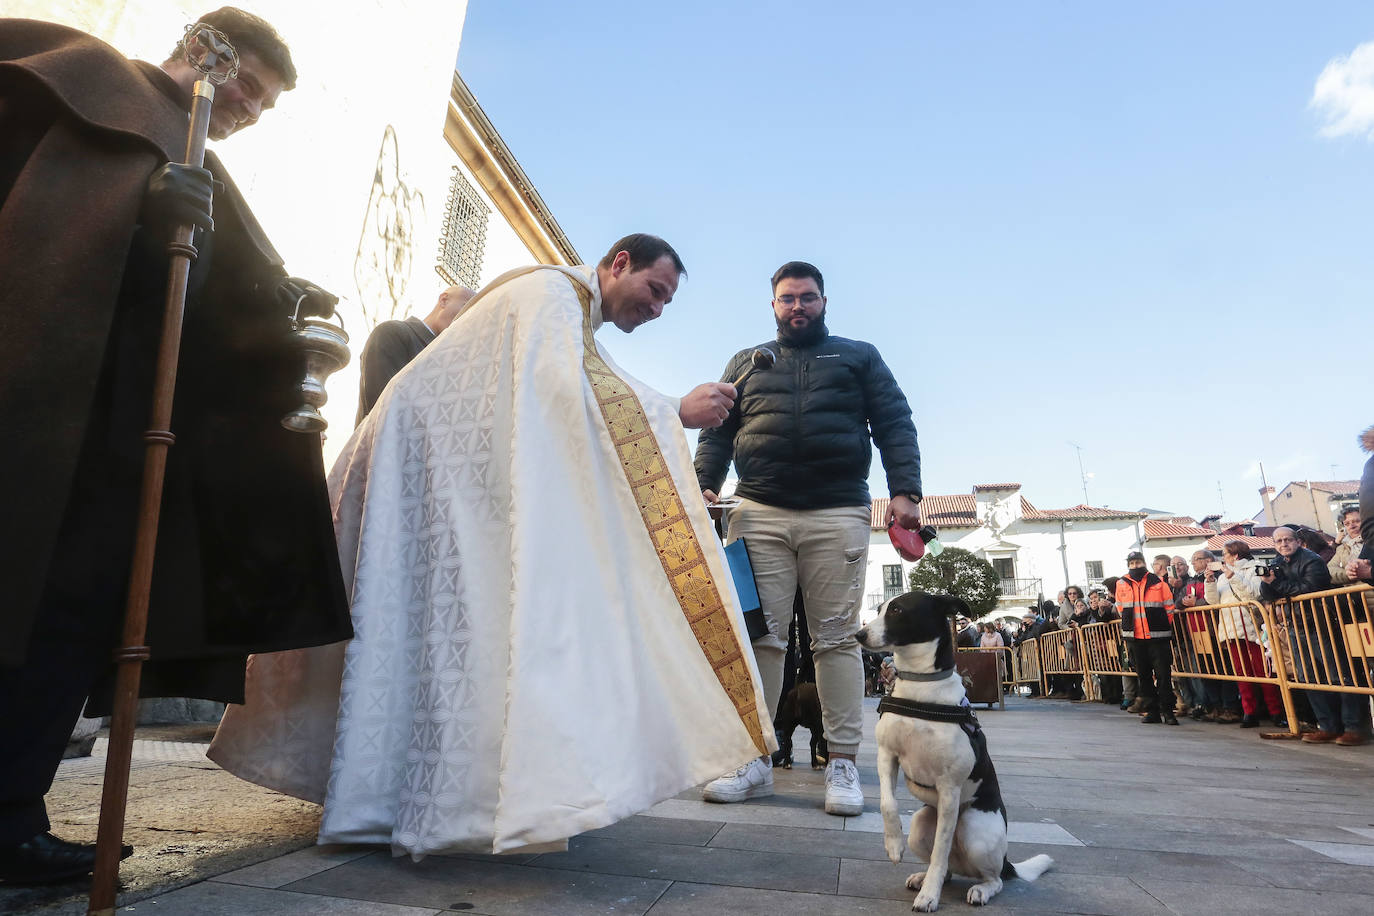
[694,335,921,510]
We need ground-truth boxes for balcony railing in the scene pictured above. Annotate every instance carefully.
[999,578,1043,599]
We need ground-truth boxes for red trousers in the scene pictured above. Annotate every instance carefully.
[1225,640,1284,716]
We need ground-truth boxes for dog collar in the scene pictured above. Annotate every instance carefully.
[877,695,976,724]
[894,668,954,682]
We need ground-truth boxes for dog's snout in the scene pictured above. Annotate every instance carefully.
[855,626,871,647]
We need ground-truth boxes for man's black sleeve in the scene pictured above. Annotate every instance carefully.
[693,350,749,493]
[860,343,922,500]
[356,323,415,424]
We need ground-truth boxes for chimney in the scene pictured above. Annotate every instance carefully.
[1259,486,1276,527]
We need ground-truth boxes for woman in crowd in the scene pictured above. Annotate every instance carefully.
[979,623,1005,648]
[1204,540,1286,728]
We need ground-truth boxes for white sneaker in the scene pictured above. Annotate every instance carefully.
[702,757,774,803]
[824,758,863,816]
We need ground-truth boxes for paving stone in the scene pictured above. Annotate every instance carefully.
[281,852,669,915]
[645,796,840,830]
[1136,877,1374,916]
[531,834,839,894]
[710,822,897,861]
[838,858,1172,914]
[581,813,723,846]
[1289,838,1374,866]
[1227,856,1374,894]
[214,844,377,888]
[1004,842,1273,885]
[1066,823,1338,860]
[641,881,917,915]
[124,881,441,915]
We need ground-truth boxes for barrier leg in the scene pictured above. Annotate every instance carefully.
[1262,604,1300,736]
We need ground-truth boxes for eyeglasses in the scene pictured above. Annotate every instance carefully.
[775,293,822,307]
[1273,537,1296,544]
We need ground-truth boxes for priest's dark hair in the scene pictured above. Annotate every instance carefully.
[599,234,686,277]
[169,7,298,90]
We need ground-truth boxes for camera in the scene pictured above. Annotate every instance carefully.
[1253,562,1271,577]
[1207,561,1224,573]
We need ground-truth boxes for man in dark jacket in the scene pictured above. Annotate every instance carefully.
[1261,527,1365,745]
[695,260,921,817]
[0,11,351,883]
[1116,551,1179,725]
[355,284,475,424]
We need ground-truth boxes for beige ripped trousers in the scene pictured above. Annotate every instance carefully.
[725,498,870,754]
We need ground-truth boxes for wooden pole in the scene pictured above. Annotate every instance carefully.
[87,76,216,916]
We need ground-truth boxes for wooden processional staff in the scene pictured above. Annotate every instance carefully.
[87,23,241,916]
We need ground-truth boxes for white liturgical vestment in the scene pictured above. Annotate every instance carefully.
[209,264,773,858]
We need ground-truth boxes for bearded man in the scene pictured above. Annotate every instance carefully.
[694,260,922,816]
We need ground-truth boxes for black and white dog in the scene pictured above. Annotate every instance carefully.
[856,591,1052,911]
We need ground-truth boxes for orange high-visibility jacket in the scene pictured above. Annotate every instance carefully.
[1115,573,1175,640]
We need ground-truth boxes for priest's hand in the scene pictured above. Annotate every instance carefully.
[679,382,736,429]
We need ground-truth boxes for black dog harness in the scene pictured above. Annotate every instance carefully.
[878,668,982,742]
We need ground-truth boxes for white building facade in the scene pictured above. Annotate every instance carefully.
[862,485,1146,624]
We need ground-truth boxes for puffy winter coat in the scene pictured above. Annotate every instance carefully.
[694,335,921,509]
[1204,560,1264,642]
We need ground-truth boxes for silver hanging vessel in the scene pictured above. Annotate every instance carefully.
[281,294,350,433]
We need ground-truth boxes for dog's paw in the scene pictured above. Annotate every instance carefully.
[884,835,905,864]
[966,883,999,906]
[911,888,941,912]
[904,871,926,891]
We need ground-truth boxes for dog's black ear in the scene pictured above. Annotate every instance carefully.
[937,594,973,618]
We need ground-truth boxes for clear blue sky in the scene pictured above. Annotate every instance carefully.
[458,1,1373,524]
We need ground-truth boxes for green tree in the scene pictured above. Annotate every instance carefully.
[906,547,1002,617]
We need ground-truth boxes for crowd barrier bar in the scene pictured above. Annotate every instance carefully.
[1269,585,1374,717]
[1167,601,1298,733]
[1035,627,1097,700]
[1012,638,1041,691]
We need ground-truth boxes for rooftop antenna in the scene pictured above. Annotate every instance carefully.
[1070,442,1091,505]
[1217,480,1226,518]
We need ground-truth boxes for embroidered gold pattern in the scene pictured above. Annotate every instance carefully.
[570,280,767,755]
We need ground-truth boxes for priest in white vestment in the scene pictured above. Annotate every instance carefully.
[209,235,775,858]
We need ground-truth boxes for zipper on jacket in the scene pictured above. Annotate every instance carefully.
[792,350,804,467]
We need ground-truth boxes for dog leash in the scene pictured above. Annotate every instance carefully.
[877,695,976,724]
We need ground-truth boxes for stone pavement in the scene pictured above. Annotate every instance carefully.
[7,695,1374,915]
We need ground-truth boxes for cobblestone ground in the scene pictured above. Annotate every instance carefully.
[5,694,1374,914]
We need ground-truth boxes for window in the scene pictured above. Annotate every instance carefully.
[1085,560,1103,581]
[883,564,904,600]
[992,557,1015,580]
[436,165,490,289]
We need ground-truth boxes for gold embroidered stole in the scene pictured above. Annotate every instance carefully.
[570,279,767,756]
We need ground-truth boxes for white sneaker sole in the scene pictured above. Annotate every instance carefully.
[702,782,774,804]
[824,795,864,816]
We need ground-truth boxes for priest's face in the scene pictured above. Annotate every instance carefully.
[600,253,680,333]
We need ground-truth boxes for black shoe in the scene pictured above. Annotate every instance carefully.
[0,832,133,885]
[1189,705,1206,720]
[1141,712,1162,724]
[1271,716,1288,729]
[1162,713,1180,726]
[1240,714,1262,728]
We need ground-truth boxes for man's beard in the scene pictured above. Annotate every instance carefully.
[775,307,828,347]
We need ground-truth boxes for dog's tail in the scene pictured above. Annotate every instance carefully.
[1001,853,1053,882]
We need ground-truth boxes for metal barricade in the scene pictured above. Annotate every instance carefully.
[1077,620,1134,706]
[1168,601,1297,732]
[1269,584,1374,722]
[1012,638,1041,692]
[1036,627,1095,700]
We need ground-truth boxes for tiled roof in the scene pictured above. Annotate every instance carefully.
[1204,533,1275,552]
[871,495,1143,529]
[1165,516,1199,527]
[872,494,981,529]
[1143,520,1215,540]
[1024,504,1146,522]
[1303,480,1361,495]
[972,483,1021,491]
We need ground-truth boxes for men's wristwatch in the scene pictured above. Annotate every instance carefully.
[897,493,922,505]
